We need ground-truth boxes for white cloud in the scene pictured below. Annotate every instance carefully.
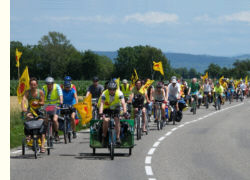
[34,16,115,24]
[194,11,250,24]
[124,12,179,24]
[222,11,250,23]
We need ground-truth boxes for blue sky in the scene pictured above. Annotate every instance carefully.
[10,0,250,56]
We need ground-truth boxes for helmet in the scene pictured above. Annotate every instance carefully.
[216,81,220,85]
[93,76,99,82]
[230,80,233,83]
[107,80,117,90]
[45,77,54,84]
[64,76,72,81]
[64,81,71,88]
[122,79,128,84]
[171,76,176,80]
[156,83,163,88]
[172,78,177,83]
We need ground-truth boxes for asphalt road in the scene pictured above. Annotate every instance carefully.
[10,99,250,180]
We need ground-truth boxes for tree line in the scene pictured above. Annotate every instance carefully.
[10,31,250,81]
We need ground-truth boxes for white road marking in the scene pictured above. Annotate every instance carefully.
[165,132,172,136]
[153,142,160,148]
[178,124,185,128]
[145,156,152,164]
[171,127,177,131]
[11,150,22,154]
[145,166,154,176]
[158,136,165,141]
[148,148,156,155]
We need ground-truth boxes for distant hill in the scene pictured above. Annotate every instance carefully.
[94,51,250,73]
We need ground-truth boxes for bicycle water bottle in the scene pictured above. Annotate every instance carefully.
[165,106,168,119]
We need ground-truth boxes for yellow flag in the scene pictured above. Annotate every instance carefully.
[219,76,224,85]
[153,61,164,75]
[131,69,139,85]
[139,79,154,94]
[16,48,22,67]
[245,76,248,85]
[202,72,208,82]
[17,66,30,103]
[115,78,120,90]
[74,94,92,125]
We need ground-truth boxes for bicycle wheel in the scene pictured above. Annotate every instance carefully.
[173,109,176,125]
[33,139,38,159]
[110,129,115,160]
[22,138,26,155]
[68,132,71,143]
[136,116,141,140]
[206,96,209,109]
[157,108,160,130]
[218,98,221,110]
[64,118,67,144]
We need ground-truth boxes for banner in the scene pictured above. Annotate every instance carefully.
[16,48,22,67]
[153,61,164,75]
[139,79,154,94]
[17,66,30,103]
[74,94,92,126]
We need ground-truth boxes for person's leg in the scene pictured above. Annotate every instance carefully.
[142,107,146,131]
[53,114,59,140]
[161,103,165,119]
[71,112,77,138]
[114,117,120,139]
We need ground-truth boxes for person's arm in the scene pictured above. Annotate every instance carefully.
[99,99,104,115]
[121,98,127,113]
[127,92,134,103]
[39,90,45,106]
[74,92,78,104]
[177,84,181,99]
[165,86,168,102]
[56,84,63,105]
[21,91,29,112]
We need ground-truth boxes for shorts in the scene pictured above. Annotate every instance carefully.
[103,108,120,118]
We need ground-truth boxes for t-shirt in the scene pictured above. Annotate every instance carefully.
[190,83,200,93]
[87,84,104,98]
[63,88,76,105]
[168,83,180,99]
[203,83,211,92]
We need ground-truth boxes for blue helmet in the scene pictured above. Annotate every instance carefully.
[64,76,72,81]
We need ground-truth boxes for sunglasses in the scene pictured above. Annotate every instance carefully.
[108,88,116,91]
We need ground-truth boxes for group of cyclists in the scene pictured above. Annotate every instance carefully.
[21,74,250,153]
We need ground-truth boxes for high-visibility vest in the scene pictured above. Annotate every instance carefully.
[98,89,120,110]
[43,84,60,104]
[121,84,130,97]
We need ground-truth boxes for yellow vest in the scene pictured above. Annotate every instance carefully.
[43,84,60,104]
[98,89,120,110]
[121,84,130,97]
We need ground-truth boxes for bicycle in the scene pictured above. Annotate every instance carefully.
[168,100,177,125]
[22,109,46,159]
[191,94,197,115]
[59,104,75,144]
[203,92,210,109]
[214,93,221,110]
[44,104,58,155]
[154,101,165,130]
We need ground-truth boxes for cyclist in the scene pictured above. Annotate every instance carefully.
[86,76,104,99]
[239,80,247,98]
[227,80,235,102]
[152,83,167,123]
[203,78,212,107]
[146,79,154,121]
[61,76,77,92]
[213,81,224,108]
[128,79,148,132]
[21,77,46,153]
[98,80,127,146]
[62,81,78,138]
[120,79,131,102]
[42,77,63,141]
[168,76,181,112]
[189,78,200,112]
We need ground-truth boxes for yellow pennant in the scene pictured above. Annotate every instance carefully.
[139,79,154,94]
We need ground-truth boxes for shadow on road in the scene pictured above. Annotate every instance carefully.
[75,152,130,160]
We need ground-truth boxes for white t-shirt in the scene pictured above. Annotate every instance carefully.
[240,83,246,91]
[168,83,180,99]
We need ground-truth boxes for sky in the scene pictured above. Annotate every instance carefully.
[10,0,250,56]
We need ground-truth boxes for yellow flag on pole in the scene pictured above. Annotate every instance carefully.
[219,76,224,85]
[115,78,120,90]
[130,69,139,90]
[245,76,248,85]
[202,72,208,82]
[139,79,154,94]
[153,61,164,75]
[17,66,30,103]
[16,48,22,67]
[74,94,92,126]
